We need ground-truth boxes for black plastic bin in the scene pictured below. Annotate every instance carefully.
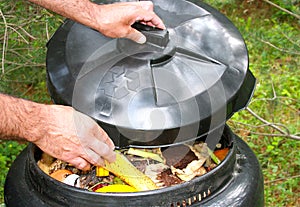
[5,126,264,206]
[5,0,264,206]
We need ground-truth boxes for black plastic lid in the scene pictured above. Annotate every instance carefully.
[46,0,256,148]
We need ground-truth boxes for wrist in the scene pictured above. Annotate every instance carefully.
[19,101,49,143]
[1,94,50,143]
[84,2,103,32]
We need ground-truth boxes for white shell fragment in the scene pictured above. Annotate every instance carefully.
[63,174,81,187]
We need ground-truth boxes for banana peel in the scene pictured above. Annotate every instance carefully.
[103,151,158,191]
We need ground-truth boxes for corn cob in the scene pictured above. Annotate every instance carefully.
[103,151,158,191]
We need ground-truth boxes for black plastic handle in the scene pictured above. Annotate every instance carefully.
[132,22,169,47]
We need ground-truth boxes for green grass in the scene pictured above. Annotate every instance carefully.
[0,141,26,198]
[0,0,299,206]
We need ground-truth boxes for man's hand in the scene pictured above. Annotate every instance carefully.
[94,1,166,44]
[28,0,165,44]
[0,94,116,171]
[33,105,116,171]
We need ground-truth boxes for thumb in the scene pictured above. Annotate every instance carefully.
[126,28,147,44]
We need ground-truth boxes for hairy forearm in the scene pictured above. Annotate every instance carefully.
[28,0,101,30]
[0,93,47,142]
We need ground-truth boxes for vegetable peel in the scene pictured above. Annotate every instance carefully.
[103,151,158,191]
[127,148,165,163]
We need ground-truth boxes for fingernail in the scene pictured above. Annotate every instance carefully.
[136,35,146,44]
[81,163,91,171]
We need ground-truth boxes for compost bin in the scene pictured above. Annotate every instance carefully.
[5,0,264,206]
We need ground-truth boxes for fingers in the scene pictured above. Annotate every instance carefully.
[82,126,116,165]
[138,1,154,11]
[126,29,147,44]
[68,157,91,171]
[117,1,165,30]
[127,9,165,44]
[62,136,116,170]
[84,148,105,166]
[128,5,165,44]
[135,12,166,30]
[39,106,116,171]
[91,124,116,163]
[88,136,116,163]
[69,139,116,170]
[81,145,115,168]
[73,109,116,164]
[95,2,165,41]
[94,125,115,150]
[135,2,165,29]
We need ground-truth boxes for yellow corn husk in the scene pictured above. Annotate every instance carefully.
[96,166,109,177]
[127,148,165,163]
[103,151,158,191]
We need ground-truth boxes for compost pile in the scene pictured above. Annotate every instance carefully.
[38,142,229,193]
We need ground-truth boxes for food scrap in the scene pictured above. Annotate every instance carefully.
[37,142,229,193]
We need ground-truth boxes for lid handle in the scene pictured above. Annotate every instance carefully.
[132,22,169,47]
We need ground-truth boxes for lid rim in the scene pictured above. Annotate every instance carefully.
[46,0,255,148]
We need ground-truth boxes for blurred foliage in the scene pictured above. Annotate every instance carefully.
[0,0,62,102]
[203,0,300,206]
[0,141,26,198]
[0,0,299,206]
[0,0,62,202]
